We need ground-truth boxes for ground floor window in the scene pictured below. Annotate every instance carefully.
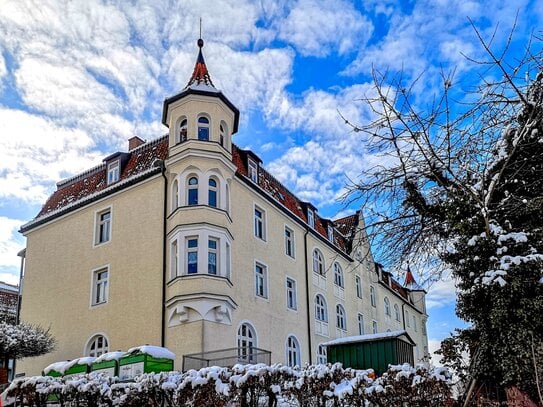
[286,335,301,367]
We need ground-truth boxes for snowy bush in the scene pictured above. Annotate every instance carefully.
[2,363,452,406]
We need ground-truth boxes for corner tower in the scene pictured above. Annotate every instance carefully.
[162,38,240,359]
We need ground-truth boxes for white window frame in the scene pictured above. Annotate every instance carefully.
[248,159,258,182]
[197,115,210,141]
[91,266,109,306]
[286,277,297,310]
[307,209,315,228]
[187,176,199,205]
[170,239,179,278]
[178,117,188,143]
[384,297,391,316]
[286,335,301,367]
[171,179,179,211]
[370,285,376,307]
[315,294,328,322]
[219,121,227,147]
[284,226,295,258]
[107,160,120,184]
[186,237,198,274]
[317,344,327,365]
[372,320,378,334]
[208,238,219,275]
[208,177,218,208]
[237,322,257,363]
[394,304,401,321]
[255,261,268,299]
[327,224,334,241]
[94,207,112,246]
[312,249,324,275]
[336,304,347,331]
[254,205,266,240]
[85,333,109,357]
[357,313,364,335]
[355,275,362,299]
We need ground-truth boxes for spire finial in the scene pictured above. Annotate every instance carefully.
[197,18,204,48]
[186,21,215,89]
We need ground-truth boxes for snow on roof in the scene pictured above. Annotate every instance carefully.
[94,351,126,363]
[322,330,415,347]
[43,361,71,374]
[126,345,176,360]
[186,83,220,93]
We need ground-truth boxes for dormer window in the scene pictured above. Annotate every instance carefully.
[327,224,334,242]
[198,116,210,141]
[107,160,120,184]
[307,210,315,228]
[248,159,258,183]
[179,118,188,143]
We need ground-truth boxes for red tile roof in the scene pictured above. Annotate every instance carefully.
[25,138,356,254]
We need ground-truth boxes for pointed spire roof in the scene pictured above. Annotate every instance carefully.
[185,38,216,90]
[404,265,425,291]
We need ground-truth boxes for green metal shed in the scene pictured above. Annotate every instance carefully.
[323,330,415,375]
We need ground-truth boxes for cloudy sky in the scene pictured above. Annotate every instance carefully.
[0,0,541,359]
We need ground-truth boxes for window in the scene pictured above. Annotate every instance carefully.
[315,294,328,322]
[372,320,378,334]
[186,238,198,274]
[307,209,314,228]
[86,334,109,357]
[413,315,417,331]
[197,116,209,140]
[285,226,294,257]
[107,160,120,184]
[317,344,327,364]
[179,118,188,143]
[208,178,218,207]
[286,336,300,367]
[188,177,198,205]
[286,278,297,310]
[219,121,227,146]
[394,304,401,321]
[225,243,231,279]
[170,240,178,278]
[327,224,334,242]
[370,285,376,307]
[355,275,362,298]
[358,314,364,335]
[95,209,111,245]
[172,179,179,210]
[333,263,344,288]
[248,159,258,182]
[254,206,265,240]
[312,249,324,276]
[237,323,257,363]
[208,238,218,274]
[384,297,391,316]
[255,262,268,298]
[336,304,346,330]
[92,267,109,305]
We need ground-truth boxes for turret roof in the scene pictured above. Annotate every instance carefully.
[185,38,216,91]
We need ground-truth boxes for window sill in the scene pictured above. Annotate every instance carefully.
[168,273,233,287]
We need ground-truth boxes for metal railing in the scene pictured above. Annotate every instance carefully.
[182,347,271,371]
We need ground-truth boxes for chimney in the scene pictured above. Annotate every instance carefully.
[128,136,145,151]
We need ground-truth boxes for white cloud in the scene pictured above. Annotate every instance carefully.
[277,0,373,57]
[0,216,25,269]
[0,272,19,286]
[0,49,6,81]
[425,273,458,309]
[0,108,102,203]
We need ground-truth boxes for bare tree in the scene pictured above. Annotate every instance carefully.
[343,23,543,405]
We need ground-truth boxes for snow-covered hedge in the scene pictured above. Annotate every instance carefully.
[2,362,452,406]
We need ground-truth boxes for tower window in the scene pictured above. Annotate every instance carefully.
[186,237,198,274]
[179,118,188,143]
[188,177,198,205]
[198,116,210,141]
[208,178,218,207]
[220,122,227,147]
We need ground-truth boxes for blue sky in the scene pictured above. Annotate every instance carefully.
[0,0,541,362]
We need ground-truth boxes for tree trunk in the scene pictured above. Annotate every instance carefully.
[506,386,541,407]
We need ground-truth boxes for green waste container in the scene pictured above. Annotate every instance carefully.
[42,361,70,377]
[118,345,175,380]
[91,351,126,377]
[63,357,96,378]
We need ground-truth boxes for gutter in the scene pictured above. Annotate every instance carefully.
[158,160,167,348]
[303,228,313,364]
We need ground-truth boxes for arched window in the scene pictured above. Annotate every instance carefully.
[198,116,210,141]
[208,178,218,207]
[336,304,346,330]
[312,249,324,276]
[286,335,300,367]
[333,263,344,288]
[384,297,391,316]
[237,323,257,362]
[86,334,109,357]
[220,121,227,147]
[370,285,376,307]
[188,176,198,205]
[317,344,327,364]
[171,179,179,210]
[315,294,328,322]
[178,118,188,143]
[394,304,401,321]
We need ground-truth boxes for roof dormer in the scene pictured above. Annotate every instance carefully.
[103,152,130,185]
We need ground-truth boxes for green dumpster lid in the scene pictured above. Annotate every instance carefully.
[43,360,71,375]
[322,330,416,347]
[64,356,96,372]
[94,351,126,363]
[126,345,175,360]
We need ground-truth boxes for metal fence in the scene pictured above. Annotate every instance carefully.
[182,347,271,371]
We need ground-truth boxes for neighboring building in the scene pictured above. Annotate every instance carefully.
[17,39,428,376]
[1,281,20,384]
